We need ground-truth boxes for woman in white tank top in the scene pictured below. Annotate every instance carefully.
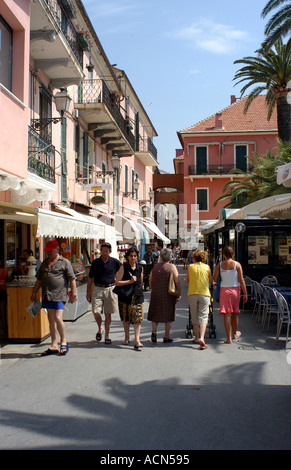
[213,246,248,343]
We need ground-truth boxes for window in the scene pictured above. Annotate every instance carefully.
[0,16,12,90]
[235,145,248,172]
[196,188,208,211]
[196,147,207,174]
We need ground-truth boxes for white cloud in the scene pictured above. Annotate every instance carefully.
[174,18,251,55]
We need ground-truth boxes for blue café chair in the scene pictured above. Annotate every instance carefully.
[241,276,253,313]
[274,290,291,349]
[261,275,279,285]
[261,285,279,332]
[252,281,266,323]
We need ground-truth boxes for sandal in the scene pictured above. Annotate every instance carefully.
[151,332,157,343]
[41,348,58,356]
[105,338,112,345]
[96,332,102,341]
[60,343,69,355]
[134,342,143,350]
[122,340,130,345]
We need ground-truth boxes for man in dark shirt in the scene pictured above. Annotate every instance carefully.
[86,242,122,344]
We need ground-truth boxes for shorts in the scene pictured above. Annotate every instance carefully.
[119,300,144,324]
[219,286,240,314]
[42,299,65,310]
[188,294,210,325]
[92,285,118,315]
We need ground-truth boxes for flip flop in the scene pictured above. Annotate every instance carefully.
[41,348,59,356]
[60,343,69,355]
[105,338,112,345]
[122,340,130,345]
[96,332,102,341]
[198,340,207,350]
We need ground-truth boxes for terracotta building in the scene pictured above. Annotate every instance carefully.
[176,95,279,224]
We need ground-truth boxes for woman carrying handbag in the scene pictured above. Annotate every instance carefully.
[115,246,144,350]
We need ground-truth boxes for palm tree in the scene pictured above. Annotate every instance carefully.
[261,0,291,52]
[233,38,291,142]
[214,141,291,208]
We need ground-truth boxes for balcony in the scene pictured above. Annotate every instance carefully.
[188,164,248,177]
[30,0,83,89]
[28,127,55,184]
[75,79,136,156]
[135,136,158,166]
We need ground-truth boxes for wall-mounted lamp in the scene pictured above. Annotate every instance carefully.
[235,222,246,233]
[123,176,139,197]
[0,175,11,191]
[111,154,120,170]
[31,88,71,131]
[16,181,28,196]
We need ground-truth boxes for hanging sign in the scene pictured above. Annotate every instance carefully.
[91,195,106,205]
[82,182,112,191]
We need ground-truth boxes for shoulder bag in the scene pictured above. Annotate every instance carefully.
[168,265,179,296]
[113,269,134,304]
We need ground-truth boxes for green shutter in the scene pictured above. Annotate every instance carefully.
[196,147,207,174]
[61,117,68,203]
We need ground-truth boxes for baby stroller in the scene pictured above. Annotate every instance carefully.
[185,286,216,339]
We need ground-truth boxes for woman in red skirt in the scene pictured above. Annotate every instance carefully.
[213,246,248,343]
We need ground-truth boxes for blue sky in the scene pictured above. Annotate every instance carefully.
[82,0,269,172]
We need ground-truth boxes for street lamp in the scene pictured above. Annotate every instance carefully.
[31,88,71,131]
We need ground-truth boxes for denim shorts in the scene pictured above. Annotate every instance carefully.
[42,299,65,310]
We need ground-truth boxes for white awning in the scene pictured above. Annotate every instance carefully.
[114,214,140,243]
[37,208,106,239]
[0,202,37,224]
[277,162,291,187]
[139,219,171,244]
[259,195,291,219]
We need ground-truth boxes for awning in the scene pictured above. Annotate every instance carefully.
[139,219,171,244]
[134,221,150,244]
[114,214,140,243]
[0,201,37,224]
[259,195,291,219]
[37,207,106,239]
[277,162,291,188]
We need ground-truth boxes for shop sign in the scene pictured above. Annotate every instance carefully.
[91,195,105,205]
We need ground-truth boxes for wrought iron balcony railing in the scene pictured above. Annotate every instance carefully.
[44,0,83,67]
[28,127,55,183]
[136,136,158,160]
[188,164,248,175]
[76,79,136,151]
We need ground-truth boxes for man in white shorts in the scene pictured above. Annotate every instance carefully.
[86,242,122,344]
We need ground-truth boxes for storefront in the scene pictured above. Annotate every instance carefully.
[203,198,291,286]
[0,202,117,341]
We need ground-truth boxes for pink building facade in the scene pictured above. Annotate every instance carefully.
[176,95,279,224]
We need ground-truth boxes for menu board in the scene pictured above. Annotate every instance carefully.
[278,236,291,265]
[248,236,269,264]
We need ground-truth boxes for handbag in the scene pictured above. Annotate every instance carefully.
[214,263,221,302]
[113,269,135,304]
[168,266,179,296]
[113,283,134,303]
